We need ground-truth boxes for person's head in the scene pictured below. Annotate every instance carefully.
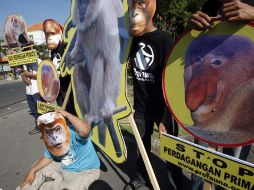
[37,112,70,157]
[127,0,156,36]
[43,19,63,50]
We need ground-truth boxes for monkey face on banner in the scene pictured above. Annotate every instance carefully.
[38,112,70,157]
[127,0,156,36]
[163,21,254,147]
[37,60,60,103]
[3,15,31,47]
[43,19,63,50]
[60,0,131,163]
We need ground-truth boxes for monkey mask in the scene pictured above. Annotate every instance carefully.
[128,0,156,36]
[43,19,63,50]
[37,112,70,157]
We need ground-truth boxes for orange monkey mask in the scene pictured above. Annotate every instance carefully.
[37,112,70,157]
[43,19,63,50]
[128,0,156,36]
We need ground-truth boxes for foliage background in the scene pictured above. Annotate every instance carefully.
[154,0,204,40]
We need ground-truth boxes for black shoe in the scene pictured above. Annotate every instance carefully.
[124,178,146,190]
[28,128,40,135]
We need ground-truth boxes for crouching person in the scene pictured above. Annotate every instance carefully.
[17,110,100,190]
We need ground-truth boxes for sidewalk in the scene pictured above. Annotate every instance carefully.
[1,96,252,190]
[0,105,177,190]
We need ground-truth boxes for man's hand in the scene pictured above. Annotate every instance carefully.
[159,123,167,137]
[55,109,69,118]
[20,170,35,189]
[21,74,31,85]
[222,1,254,21]
[187,11,214,31]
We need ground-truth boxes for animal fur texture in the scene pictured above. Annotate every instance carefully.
[184,35,254,144]
[65,0,128,155]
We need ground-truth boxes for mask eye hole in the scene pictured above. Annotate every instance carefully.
[193,56,203,65]
[212,59,222,66]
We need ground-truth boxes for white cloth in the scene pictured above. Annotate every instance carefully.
[24,58,41,95]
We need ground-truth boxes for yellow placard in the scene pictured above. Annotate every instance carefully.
[163,21,254,146]
[37,60,60,103]
[7,49,37,67]
[37,101,61,114]
[160,134,254,190]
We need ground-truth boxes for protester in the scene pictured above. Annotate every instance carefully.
[3,15,42,135]
[42,19,76,115]
[125,0,177,189]
[187,0,254,189]
[17,109,100,190]
[22,56,43,135]
[159,106,184,190]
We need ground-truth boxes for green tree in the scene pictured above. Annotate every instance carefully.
[155,0,204,40]
[34,43,50,60]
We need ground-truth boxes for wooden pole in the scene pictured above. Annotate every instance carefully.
[128,114,160,190]
[204,145,217,190]
[61,82,72,110]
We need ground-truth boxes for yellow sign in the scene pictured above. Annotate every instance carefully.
[37,101,61,114]
[163,21,254,146]
[37,60,60,103]
[7,49,37,66]
[160,134,254,190]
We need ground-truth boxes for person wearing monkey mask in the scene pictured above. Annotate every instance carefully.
[17,110,100,190]
[43,19,76,115]
[126,0,183,189]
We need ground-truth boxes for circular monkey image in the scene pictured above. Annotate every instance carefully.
[37,112,70,157]
[37,60,60,103]
[163,21,254,147]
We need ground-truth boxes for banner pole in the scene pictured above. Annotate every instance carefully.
[204,145,217,190]
[61,82,72,110]
[128,114,160,190]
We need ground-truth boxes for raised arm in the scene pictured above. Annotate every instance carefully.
[56,109,91,138]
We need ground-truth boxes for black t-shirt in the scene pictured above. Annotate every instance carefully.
[51,43,77,116]
[129,29,173,115]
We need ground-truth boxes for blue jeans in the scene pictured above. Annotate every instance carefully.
[26,93,42,127]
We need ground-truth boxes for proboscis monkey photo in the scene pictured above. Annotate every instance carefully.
[3,15,31,48]
[184,35,254,145]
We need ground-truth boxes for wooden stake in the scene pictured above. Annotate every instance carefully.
[61,82,72,110]
[128,114,160,190]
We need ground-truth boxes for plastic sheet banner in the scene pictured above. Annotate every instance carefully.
[160,134,254,190]
[37,101,61,114]
[7,49,37,67]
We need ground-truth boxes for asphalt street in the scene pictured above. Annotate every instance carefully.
[0,80,173,190]
[1,80,253,190]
